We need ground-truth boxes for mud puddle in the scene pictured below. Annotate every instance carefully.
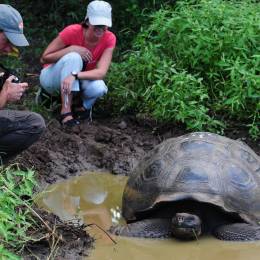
[36,172,260,260]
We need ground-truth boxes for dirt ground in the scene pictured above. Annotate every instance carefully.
[17,114,259,187]
[14,110,259,259]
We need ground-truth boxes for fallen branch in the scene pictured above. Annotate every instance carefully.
[87,223,117,244]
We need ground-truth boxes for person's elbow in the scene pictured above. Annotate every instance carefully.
[40,57,44,64]
[40,50,51,64]
[40,54,47,64]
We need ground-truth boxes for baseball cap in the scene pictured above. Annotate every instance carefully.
[86,1,112,27]
[0,4,29,46]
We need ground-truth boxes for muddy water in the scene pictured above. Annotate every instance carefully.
[36,172,260,260]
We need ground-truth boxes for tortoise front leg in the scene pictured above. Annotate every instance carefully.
[214,223,260,241]
[109,218,172,238]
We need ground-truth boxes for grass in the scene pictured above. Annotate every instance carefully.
[0,165,36,259]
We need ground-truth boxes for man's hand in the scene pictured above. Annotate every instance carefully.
[0,76,28,108]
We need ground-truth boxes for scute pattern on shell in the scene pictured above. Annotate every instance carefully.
[122,132,260,224]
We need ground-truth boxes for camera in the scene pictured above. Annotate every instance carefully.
[0,63,20,89]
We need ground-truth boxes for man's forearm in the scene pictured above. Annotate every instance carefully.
[0,89,7,109]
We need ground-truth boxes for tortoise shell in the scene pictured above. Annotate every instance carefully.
[122,132,260,224]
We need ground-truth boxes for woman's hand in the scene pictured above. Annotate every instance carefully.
[61,74,75,95]
[2,76,28,102]
[69,45,92,62]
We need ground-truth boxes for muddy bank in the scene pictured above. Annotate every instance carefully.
[16,116,166,188]
[17,115,259,189]
[22,209,93,260]
[14,113,259,259]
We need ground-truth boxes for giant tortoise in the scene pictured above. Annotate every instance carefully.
[110,132,260,241]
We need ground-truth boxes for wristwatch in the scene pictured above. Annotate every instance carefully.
[71,71,78,80]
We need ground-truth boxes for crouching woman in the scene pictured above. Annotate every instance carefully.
[39,0,116,126]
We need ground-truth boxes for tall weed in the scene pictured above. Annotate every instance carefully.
[108,0,259,137]
[0,166,36,258]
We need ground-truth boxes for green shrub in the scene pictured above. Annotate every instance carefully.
[107,0,260,137]
[0,166,36,258]
[108,47,224,131]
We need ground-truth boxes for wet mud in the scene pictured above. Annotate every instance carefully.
[23,209,93,260]
[14,112,259,259]
[16,116,163,188]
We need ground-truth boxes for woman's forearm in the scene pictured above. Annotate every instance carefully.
[77,68,107,80]
[41,46,73,64]
[77,48,113,80]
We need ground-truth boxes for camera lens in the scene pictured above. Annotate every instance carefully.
[11,77,20,83]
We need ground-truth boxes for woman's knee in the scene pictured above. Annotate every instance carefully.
[62,52,83,67]
[39,68,52,91]
[82,80,108,98]
[40,52,83,92]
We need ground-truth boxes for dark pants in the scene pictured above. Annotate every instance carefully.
[0,110,46,164]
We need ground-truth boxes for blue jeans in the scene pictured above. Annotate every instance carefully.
[39,52,108,109]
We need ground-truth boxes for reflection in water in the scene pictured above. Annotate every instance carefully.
[36,172,126,230]
[36,172,260,260]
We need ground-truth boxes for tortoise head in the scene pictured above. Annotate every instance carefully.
[172,213,202,240]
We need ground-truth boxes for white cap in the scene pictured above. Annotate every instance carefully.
[86,1,112,27]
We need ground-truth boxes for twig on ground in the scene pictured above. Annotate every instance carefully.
[87,223,117,244]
